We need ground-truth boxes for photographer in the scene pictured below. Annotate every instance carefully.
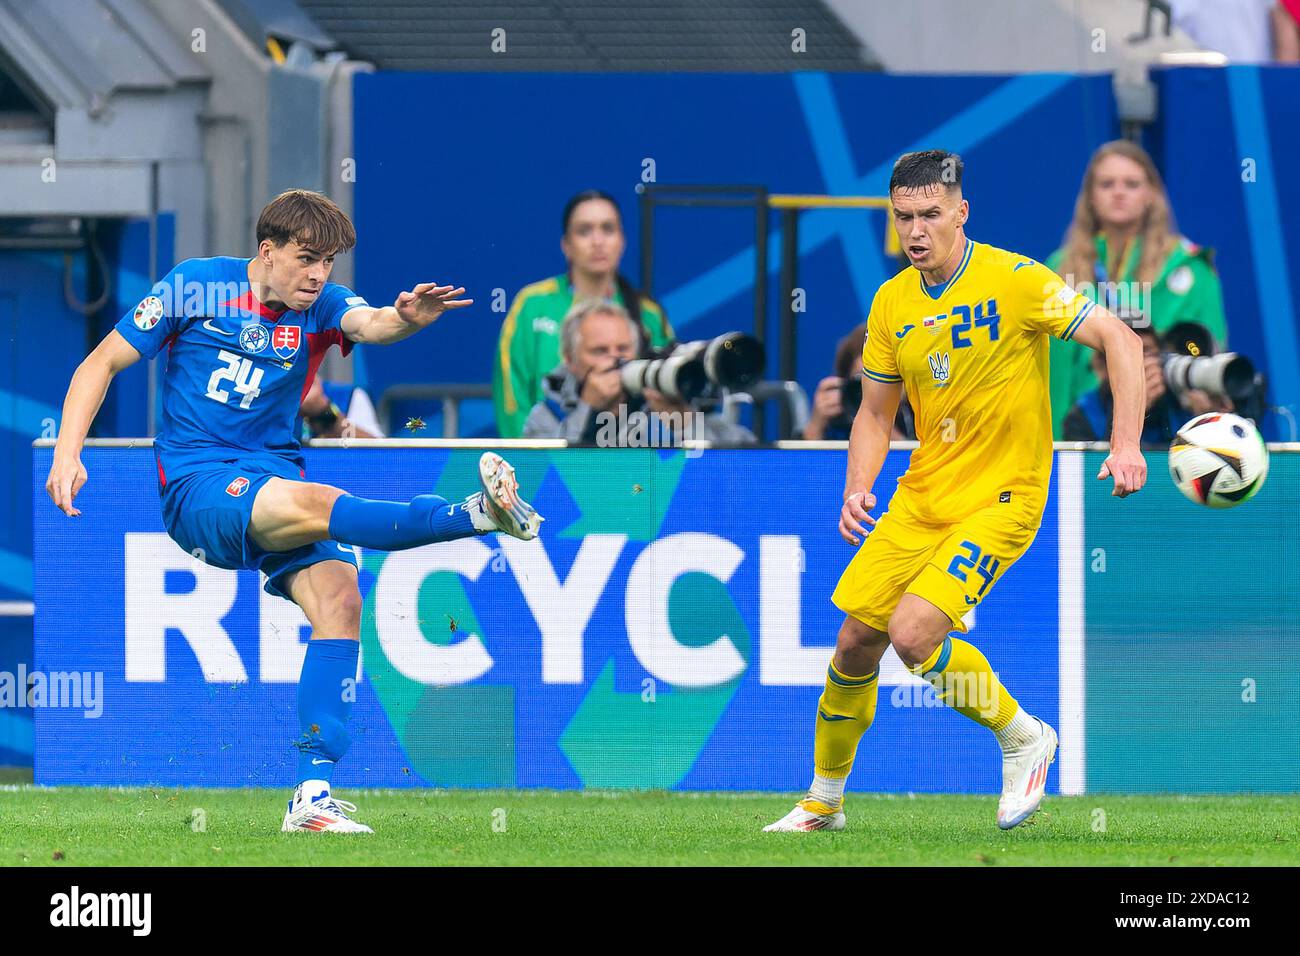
[1062,325,1189,444]
[494,190,673,438]
[523,299,755,445]
[1161,321,1233,416]
[801,323,914,440]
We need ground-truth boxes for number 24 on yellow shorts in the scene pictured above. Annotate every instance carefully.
[830,495,1038,633]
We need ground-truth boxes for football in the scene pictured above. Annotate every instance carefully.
[1168,412,1269,508]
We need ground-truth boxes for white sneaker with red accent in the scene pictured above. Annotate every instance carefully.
[997,718,1057,830]
[466,452,543,541]
[281,785,374,834]
[762,799,846,832]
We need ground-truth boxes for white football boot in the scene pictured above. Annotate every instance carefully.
[997,718,1058,829]
[763,799,847,832]
[281,785,374,834]
[462,452,543,541]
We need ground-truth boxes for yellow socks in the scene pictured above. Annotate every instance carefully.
[807,661,879,807]
[803,637,1020,813]
[911,635,1019,731]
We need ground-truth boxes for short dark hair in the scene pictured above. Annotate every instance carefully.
[1161,321,1215,356]
[257,189,356,255]
[890,150,963,194]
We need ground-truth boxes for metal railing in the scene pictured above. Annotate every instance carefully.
[1131,0,1173,42]
[376,382,493,438]
[376,379,810,440]
[638,184,897,438]
[719,380,811,438]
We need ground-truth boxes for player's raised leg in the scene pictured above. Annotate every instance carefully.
[278,559,373,834]
[890,593,1056,830]
[764,615,889,832]
[250,451,543,554]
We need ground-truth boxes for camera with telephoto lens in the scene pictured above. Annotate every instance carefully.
[1161,351,1257,404]
[618,332,765,404]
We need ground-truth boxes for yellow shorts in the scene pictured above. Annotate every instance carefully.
[830,493,1038,634]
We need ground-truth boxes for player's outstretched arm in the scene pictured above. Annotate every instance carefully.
[840,377,901,545]
[1070,305,1147,497]
[46,329,142,516]
[341,282,473,346]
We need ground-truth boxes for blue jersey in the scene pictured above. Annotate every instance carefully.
[114,256,369,486]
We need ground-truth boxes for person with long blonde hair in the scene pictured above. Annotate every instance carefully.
[1046,141,1227,437]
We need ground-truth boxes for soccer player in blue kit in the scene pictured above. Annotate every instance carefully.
[45,190,542,833]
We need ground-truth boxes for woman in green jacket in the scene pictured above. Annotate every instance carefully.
[493,190,672,437]
[1047,141,1228,438]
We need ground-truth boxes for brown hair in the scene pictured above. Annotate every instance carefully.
[833,323,867,379]
[1058,141,1178,288]
[256,189,356,254]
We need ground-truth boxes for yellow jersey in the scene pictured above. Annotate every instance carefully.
[861,238,1095,527]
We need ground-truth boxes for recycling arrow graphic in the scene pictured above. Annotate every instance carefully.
[359,448,751,789]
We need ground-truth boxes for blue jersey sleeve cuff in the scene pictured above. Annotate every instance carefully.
[112,318,163,360]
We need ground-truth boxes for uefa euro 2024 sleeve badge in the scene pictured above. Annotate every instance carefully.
[133,296,164,331]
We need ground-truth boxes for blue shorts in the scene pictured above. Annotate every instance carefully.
[160,459,359,602]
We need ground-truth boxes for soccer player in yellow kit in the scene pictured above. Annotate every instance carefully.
[766,151,1148,832]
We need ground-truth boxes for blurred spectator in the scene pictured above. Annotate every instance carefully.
[1047,140,1227,438]
[800,323,914,440]
[494,190,673,438]
[1169,0,1276,62]
[300,375,383,439]
[1062,325,1191,444]
[523,300,754,445]
[1276,1,1300,60]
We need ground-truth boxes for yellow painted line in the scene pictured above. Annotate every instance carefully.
[768,195,892,209]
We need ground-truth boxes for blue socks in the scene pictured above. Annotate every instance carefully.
[327,493,477,551]
[303,496,479,786]
[295,638,360,786]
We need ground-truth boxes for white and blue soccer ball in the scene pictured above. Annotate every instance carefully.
[1168,412,1269,508]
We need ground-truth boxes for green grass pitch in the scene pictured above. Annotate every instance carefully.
[0,787,1296,866]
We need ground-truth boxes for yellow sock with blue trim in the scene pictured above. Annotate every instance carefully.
[911,635,1019,731]
[806,661,879,809]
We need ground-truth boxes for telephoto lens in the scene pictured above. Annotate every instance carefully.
[619,333,765,402]
[1161,352,1256,403]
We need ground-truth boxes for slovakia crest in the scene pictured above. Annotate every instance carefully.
[239,324,269,354]
[225,476,250,497]
[272,325,301,360]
